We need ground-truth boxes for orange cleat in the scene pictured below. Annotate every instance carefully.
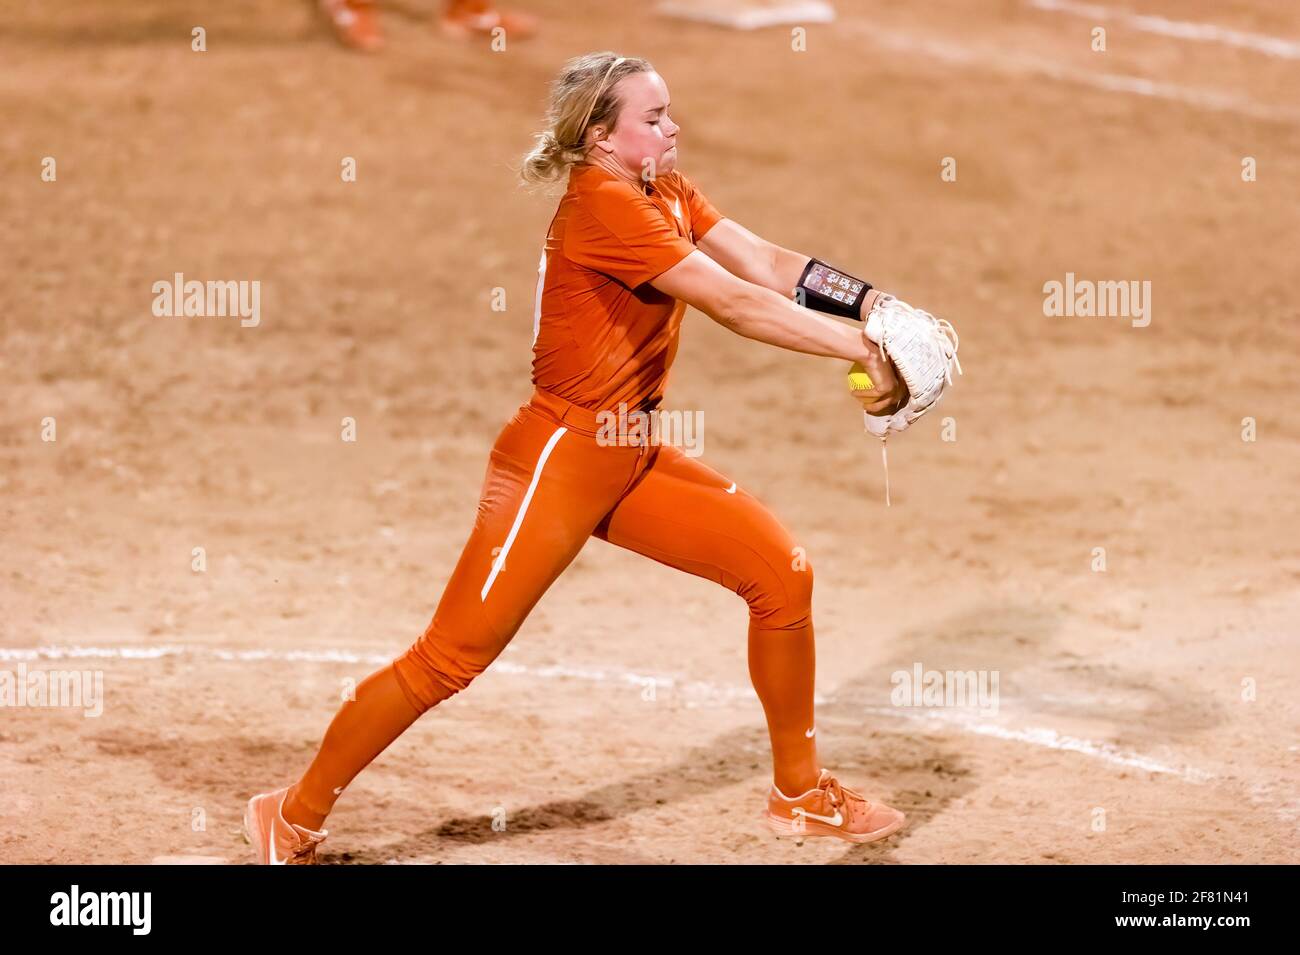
[764,769,907,844]
[319,0,384,53]
[440,0,538,41]
[243,786,329,865]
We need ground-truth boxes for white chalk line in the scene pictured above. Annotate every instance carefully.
[857,705,1215,782]
[3,643,1218,784]
[843,22,1300,125]
[1028,0,1300,60]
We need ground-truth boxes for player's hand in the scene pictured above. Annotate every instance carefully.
[851,339,908,415]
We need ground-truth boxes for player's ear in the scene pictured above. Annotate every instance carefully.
[588,125,614,152]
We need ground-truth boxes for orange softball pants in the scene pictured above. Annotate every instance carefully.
[286,387,821,828]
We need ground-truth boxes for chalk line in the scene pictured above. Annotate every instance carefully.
[1028,0,1300,60]
[2,642,1217,783]
[842,22,1300,125]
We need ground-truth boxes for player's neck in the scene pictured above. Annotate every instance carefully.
[585,152,651,194]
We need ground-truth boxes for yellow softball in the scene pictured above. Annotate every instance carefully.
[846,361,874,392]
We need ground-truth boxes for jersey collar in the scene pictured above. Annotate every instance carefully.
[569,161,659,197]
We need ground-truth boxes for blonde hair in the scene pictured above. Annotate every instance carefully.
[520,51,654,185]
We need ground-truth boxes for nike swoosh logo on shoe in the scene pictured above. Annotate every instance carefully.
[268,825,282,865]
[793,807,843,827]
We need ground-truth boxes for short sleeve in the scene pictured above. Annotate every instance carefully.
[677,172,723,241]
[565,177,698,289]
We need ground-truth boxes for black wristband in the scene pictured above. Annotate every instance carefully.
[794,258,872,320]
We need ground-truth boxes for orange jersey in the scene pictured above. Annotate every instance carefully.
[531,163,724,413]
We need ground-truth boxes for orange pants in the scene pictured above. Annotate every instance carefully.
[287,387,821,827]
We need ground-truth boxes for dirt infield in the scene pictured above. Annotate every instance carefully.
[1,0,1297,864]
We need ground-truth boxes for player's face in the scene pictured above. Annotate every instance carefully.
[605,71,679,178]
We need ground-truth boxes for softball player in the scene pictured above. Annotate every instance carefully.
[246,51,911,863]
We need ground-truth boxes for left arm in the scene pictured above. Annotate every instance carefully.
[698,218,905,412]
[697,219,810,299]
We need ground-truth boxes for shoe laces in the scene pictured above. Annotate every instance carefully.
[819,773,866,816]
[288,841,320,864]
[287,830,326,864]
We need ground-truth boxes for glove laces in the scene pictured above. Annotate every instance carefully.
[860,300,962,508]
[909,304,963,385]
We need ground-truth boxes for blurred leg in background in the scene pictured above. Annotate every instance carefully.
[319,0,384,52]
[440,0,538,41]
[318,0,538,52]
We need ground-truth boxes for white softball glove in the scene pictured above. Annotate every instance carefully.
[861,294,961,437]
